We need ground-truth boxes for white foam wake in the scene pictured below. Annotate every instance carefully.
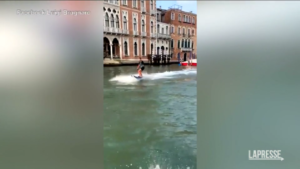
[140,164,191,169]
[109,69,196,85]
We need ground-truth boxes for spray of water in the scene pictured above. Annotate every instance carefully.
[109,69,196,85]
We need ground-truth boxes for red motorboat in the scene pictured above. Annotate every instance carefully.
[180,59,197,66]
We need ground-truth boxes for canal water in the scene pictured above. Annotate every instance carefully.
[104,65,197,169]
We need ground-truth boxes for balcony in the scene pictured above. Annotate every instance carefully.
[150,33,156,38]
[181,47,192,52]
[123,29,129,35]
[141,7,146,13]
[141,32,147,37]
[188,33,195,37]
[104,27,110,33]
[112,28,122,34]
[104,27,123,34]
[133,31,139,36]
[157,33,171,39]
[150,9,156,16]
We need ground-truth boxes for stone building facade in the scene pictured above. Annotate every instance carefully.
[103,0,157,60]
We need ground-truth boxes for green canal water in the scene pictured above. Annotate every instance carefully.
[104,65,197,169]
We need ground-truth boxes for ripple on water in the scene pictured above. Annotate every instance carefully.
[104,65,196,169]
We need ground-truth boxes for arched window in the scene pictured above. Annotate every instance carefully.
[110,14,114,28]
[116,15,119,28]
[124,41,128,55]
[171,39,173,48]
[151,21,153,33]
[185,39,187,48]
[141,0,144,7]
[178,27,180,34]
[183,28,185,35]
[171,13,175,20]
[166,26,168,34]
[133,18,137,31]
[142,43,145,56]
[181,39,184,48]
[157,47,160,55]
[157,24,160,33]
[178,40,180,48]
[142,20,145,32]
[150,0,153,10]
[151,43,153,54]
[133,0,137,7]
[123,0,126,5]
[105,13,109,27]
[134,42,137,56]
[188,39,190,48]
[179,14,181,21]
[123,16,127,30]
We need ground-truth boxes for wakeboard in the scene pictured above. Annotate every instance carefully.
[132,75,142,79]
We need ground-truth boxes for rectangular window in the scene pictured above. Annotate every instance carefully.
[171,13,175,20]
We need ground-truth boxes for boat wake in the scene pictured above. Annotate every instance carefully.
[109,69,196,85]
[119,164,193,169]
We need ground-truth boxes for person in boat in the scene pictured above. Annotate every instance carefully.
[137,57,145,77]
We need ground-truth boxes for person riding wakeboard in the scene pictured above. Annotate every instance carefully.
[137,57,145,77]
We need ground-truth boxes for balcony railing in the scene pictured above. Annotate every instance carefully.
[188,33,195,37]
[181,47,192,52]
[150,33,156,38]
[113,28,122,34]
[157,33,171,39]
[141,7,146,13]
[150,9,156,15]
[104,27,110,32]
[123,29,129,34]
[133,31,139,36]
[141,32,147,37]
[104,27,123,34]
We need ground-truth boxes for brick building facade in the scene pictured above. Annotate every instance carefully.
[161,5,197,61]
[103,1,196,62]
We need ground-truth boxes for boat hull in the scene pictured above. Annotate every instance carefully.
[180,59,197,66]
